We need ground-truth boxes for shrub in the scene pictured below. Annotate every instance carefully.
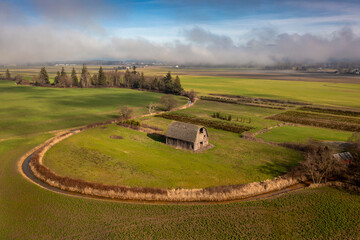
[160,95,178,111]
[117,120,141,129]
[119,106,134,120]
[183,89,197,102]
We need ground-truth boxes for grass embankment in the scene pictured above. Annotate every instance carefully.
[257,125,353,143]
[43,124,303,188]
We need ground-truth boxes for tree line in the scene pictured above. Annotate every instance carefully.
[31,65,184,95]
[0,69,23,82]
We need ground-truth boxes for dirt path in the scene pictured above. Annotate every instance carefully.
[18,97,308,204]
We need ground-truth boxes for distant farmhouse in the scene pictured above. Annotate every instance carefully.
[166,121,209,151]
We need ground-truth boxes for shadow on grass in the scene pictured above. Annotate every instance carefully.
[147,133,166,143]
[257,159,297,176]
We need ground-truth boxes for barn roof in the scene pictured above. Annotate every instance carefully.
[333,152,353,161]
[166,121,203,143]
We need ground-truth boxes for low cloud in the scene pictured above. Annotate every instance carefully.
[0,24,360,66]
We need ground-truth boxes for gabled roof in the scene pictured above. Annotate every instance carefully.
[166,121,203,143]
[333,152,353,161]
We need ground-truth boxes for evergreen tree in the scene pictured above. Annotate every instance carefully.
[71,67,78,86]
[163,71,173,93]
[37,67,50,85]
[132,65,137,74]
[54,71,60,85]
[139,72,145,89]
[80,65,91,88]
[151,77,159,90]
[173,75,183,94]
[124,69,131,88]
[98,66,107,86]
[60,67,67,77]
[5,69,11,80]
[91,74,98,86]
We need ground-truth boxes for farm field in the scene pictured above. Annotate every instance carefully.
[169,99,282,132]
[0,67,360,238]
[178,75,360,108]
[257,125,353,143]
[43,124,302,188]
[0,81,186,139]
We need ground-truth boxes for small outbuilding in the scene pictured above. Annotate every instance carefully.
[333,152,353,166]
[166,121,209,151]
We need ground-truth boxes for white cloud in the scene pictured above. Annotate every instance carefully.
[1,24,360,66]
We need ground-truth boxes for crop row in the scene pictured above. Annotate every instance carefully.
[268,111,360,132]
[157,112,253,133]
[299,106,360,117]
[200,96,287,110]
[208,93,311,106]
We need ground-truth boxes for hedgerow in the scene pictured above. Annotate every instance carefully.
[268,111,360,131]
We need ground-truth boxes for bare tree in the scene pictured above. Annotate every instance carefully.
[301,144,345,184]
[119,106,133,120]
[183,89,197,102]
[148,102,156,114]
[160,95,178,111]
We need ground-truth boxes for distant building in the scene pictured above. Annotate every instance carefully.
[166,121,209,151]
[333,152,353,166]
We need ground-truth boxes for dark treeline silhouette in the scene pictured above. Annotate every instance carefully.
[30,65,184,95]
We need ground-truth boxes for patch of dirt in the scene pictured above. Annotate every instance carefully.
[110,135,123,139]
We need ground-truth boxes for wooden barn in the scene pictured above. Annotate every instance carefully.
[166,121,209,151]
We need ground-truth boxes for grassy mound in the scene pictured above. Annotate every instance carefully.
[43,124,303,188]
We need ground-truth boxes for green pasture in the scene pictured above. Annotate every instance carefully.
[43,124,303,188]
[172,99,282,132]
[0,81,186,139]
[257,125,353,143]
[1,70,360,238]
[179,75,360,108]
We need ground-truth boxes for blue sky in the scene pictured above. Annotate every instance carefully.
[1,0,360,65]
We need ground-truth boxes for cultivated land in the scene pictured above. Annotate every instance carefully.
[257,125,353,143]
[1,67,360,239]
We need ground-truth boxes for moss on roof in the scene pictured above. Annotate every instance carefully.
[166,121,203,143]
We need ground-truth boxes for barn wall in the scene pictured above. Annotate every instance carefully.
[194,128,209,151]
[166,137,193,150]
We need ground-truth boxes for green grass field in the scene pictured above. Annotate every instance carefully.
[172,99,282,132]
[257,125,353,143]
[43,124,303,188]
[0,81,186,139]
[179,75,360,108]
[1,67,360,239]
